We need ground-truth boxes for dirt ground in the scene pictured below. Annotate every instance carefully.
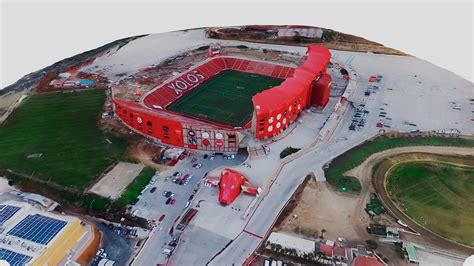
[273,176,406,265]
[207,27,406,56]
[0,91,23,110]
[88,162,144,199]
[275,177,360,242]
[125,139,169,172]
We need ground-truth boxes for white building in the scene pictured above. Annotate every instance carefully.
[267,232,315,255]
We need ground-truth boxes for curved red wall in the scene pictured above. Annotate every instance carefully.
[114,99,185,147]
[252,45,331,139]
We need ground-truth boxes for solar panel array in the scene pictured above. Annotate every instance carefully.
[0,248,32,265]
[7,214,67,245]
[0,205,21,225]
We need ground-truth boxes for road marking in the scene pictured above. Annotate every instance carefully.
[243,230,263,239]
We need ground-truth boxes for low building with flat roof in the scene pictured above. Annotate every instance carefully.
[0,200,99,265]
[267,232,315,255]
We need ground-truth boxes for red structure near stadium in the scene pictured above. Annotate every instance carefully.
[113,45,331,152]
[204,168,259,205]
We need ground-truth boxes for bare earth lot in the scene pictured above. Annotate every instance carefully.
[275,178,360,242]
[89,162,144,199]
[273,177,406,265]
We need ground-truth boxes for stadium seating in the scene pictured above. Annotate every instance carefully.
[143,57,295,110]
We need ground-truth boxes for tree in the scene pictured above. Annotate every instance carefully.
[269,243,276,251]
[320,229,327,239]
[365,239,378,250]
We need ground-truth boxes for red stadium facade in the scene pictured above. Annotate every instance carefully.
[252,45,331,139]
[113,45,331,152]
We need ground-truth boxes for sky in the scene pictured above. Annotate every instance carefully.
[1,0,473,88]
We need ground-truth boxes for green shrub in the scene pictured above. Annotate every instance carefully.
[280,146,301,159]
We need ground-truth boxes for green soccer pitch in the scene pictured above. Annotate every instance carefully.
[0,90,127,189]
[167,70,283,127]
[387,161,474,246]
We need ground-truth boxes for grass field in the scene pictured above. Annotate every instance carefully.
[167,70,283,127]
[387,162,474,246]
[0,90,127,190]
[324,136,474,192]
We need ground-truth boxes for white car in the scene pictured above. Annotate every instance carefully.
[337,237,347,242]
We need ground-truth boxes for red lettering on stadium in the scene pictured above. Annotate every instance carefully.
[167,70,206,95]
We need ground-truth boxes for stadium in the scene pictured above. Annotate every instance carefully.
[113,45,332,152]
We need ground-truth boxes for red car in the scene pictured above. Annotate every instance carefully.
[170,198,176,205]
[158,214,166,222]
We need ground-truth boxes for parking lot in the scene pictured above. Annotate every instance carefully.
[130,150,247,265]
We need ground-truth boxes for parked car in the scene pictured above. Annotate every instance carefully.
[165,198,172,205]
[158,214,166,222]
[150,187,157,193]
[337,237,347,242]
[162,248,173,255]
[168,237,179,247]
[170,198,176,205]
[193,163,202,169]
[172,171,181,177]
[131,198,139,205]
